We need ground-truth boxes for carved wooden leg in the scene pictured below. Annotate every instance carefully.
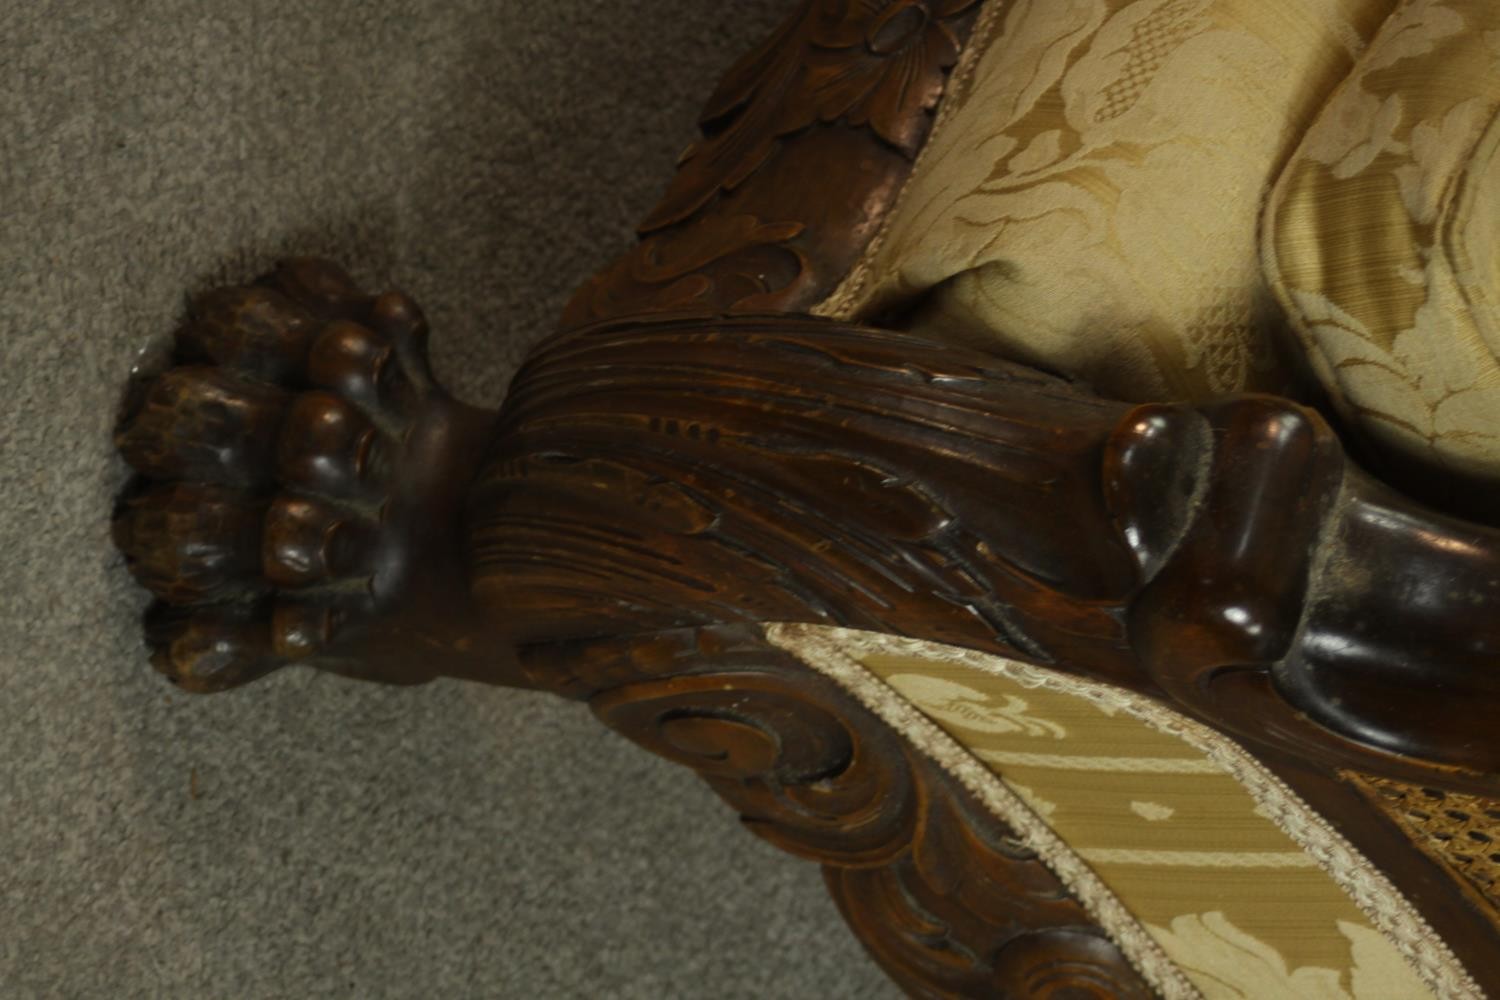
[113,280,1500,994]
[112,259,515,692]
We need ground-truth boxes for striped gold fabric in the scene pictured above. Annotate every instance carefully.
[1265,0,1500,483]
[767,626,1479,1000]
[864,655,1429,998]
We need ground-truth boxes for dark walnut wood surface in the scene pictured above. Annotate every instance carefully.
[561,0,984,327]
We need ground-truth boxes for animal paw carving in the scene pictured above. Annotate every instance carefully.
[114,259,497,692]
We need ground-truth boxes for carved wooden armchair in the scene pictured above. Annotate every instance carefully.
[111,0,1500,995]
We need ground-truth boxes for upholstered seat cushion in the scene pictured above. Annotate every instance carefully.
[1265,0,1500,491]
[823,0,1500,495]
[818,0,1397,401]
[767,625,1480,1000]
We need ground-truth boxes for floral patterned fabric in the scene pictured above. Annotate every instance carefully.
[874,660,1435,999]
[767,625,1481,1000]
[1265,0,1500,486]
[823,0,1500,487]
[818,0,1398,402]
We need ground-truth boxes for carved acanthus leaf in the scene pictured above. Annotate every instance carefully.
[642,0,980,234]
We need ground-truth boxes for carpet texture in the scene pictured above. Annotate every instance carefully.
[0,2,899,996]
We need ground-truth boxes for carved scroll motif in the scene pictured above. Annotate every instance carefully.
[574,626,1154,999]
[562,0,983,326]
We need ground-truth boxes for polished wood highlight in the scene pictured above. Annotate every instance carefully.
[473,316,1500,795]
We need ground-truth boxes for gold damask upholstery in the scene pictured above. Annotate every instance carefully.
[819,0,1397,401]
[1266,0,1500,488]
[768,626,1480,1000]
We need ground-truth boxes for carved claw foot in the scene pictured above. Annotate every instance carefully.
[113,259,503,692]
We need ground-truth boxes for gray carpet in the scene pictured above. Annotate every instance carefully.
[0,2,900,996]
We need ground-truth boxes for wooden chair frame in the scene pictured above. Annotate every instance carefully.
[111,1,1500,993]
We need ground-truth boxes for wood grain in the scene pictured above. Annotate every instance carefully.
[473,315,1500,795]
